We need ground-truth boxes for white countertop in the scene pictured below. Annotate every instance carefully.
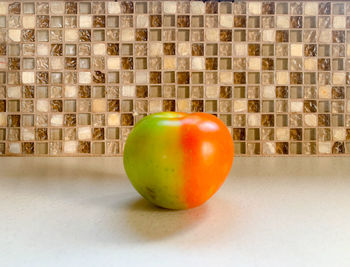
[1,157,350,267]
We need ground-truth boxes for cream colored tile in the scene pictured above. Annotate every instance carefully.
[107,2,121,14]
[8,29,21,42]
[290,44,303,57]
[304,114,317,127]
[220,72,233,84]
[262,86,275,99]
[108,114,121,126]
[65,29,79,42]
[23,16,35,28]
[248,58,261,71]
[191,2,205,14]
[205,29,219,42]
[248,2,261,15]
[191,57,205,70]
[276,72,289,85]
[121,29,134,42]
[234,44,247,57]
[92,99,106,113]
[304,2,318,15]
[290,101,303,113]
[220,15,233,28]
[304,58,317,71]
[206,86,219,98]
[276,16,289,28]
[79,72,92,84]
[276,128,289,141]
[234,100,247,112]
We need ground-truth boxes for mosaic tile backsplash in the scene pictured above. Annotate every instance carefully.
[1,1,350,156]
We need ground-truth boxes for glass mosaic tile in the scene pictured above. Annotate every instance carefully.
[1,1,350,156]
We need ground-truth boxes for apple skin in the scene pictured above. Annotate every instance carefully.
[123,112,234,210]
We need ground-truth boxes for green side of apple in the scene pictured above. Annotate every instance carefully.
[123,113,188,209]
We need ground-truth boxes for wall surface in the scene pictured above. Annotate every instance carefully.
[0,1,350,156]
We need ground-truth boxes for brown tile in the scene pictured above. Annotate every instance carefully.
[290,128,302,141]
[332,87,345,99]
[65,57,77,70]
[163,100,175,112]
[64,114,76,127]
[22,29,35,42]
[0,100,5,112]
[276,142,288,155]
[121,2,134,13]
[8,115,20,127]
[79,30,91,42]
[22,142,34,154]
[304,44,317,57]
[220,30,232,42]
[136,29,147,41]
[8,58,20,70]
[192,43,204,56]
[163,43,175,55]
[191,100,204,112]
[234,16,246,28]
[177,72,189,84]
[205,58,218,70]
[36,128,48,141]
[234,72,246,84]
[121,57,133,70]
[346,129,350,141]
[93,71,105,84]
[318,59,330,71]
[276,86,288,98]
[79,86,91,98]
[276,30,289,42]
[290,72,303,84]
[37,15,49,28]
[36,72,49,84]
[121,114,134,126]
[50,44,63,56]
[65,2,77,14]
[333,31,345,43]
[136,86,148,98]
[150,15,162,27]
[150,72,161,84]
[23,86,34,98]
[262,2,275,14]
[248,100,260,113]
[93,16,105,28]
[107,43,119,56]
[0,43,6,56]
[108,100,120,112]
[262,58,274,70]
[206,2,218,14]
[248,44,260,56]
[51,100,63,112]
[93,128,104,140]
[304,100,317,113]
[233,128,245,141]
[290,16,302,28]
[319,2,331,15]
[261,114,274,127]
[9,2,21,14]
[332,141,345,154]
[318,114,330,127]
[220,86,232,98]
[79,141,91,153]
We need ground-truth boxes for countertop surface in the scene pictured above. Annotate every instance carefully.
[1,157,350,267]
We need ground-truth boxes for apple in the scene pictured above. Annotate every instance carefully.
[123,112,234,209]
